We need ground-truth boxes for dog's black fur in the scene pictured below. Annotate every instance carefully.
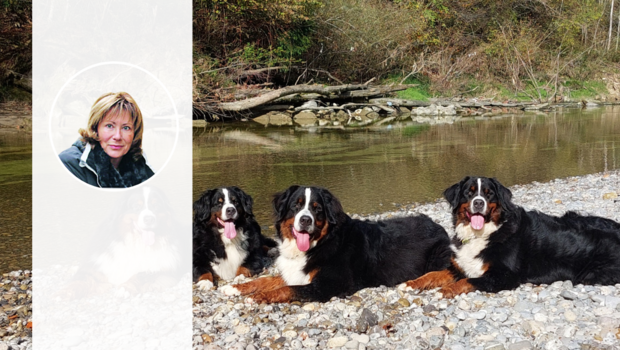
[192,186,276,287]
[404,176,620,297]
[225,186,452,302]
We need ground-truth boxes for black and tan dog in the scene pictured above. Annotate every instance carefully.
[220,185,452,303]
[193,186,276,290]
[402,176,620,298]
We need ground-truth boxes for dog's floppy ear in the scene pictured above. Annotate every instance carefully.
[443,176,470,209]
[232,186,254,218]
[273,185,300,223]
[318,187,343,225]
[193,189,215,223]
[490,177,516,212]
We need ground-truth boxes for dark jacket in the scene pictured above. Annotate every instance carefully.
[59,139,155,188]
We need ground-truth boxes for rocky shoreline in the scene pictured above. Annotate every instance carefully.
[194,94,616,128]
[2,171,620,349]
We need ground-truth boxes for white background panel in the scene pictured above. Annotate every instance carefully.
[33,1,192,349]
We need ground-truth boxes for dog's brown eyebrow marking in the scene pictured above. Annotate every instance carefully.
[483,188,489,194]
[312,202,318,208]
[218,198,223,203]
[470,186,476,191]
[297,197,304,204]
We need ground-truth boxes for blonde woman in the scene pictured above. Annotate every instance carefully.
[59,92,154,187]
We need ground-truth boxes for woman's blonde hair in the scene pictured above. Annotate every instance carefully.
[79,92,144,160]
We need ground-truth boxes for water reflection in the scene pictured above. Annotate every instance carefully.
[194,107,620,229]
[0,107,619,272]
[0,131,32,273]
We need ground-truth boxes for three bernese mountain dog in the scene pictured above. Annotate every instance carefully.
[219,185,453,303]
[402,176,620,298]
[193,186,276,290]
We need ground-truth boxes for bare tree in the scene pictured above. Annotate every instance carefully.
[608,0,616,50]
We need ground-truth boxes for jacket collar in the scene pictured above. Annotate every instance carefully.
[74,139,154,188]
[79,142,92,168]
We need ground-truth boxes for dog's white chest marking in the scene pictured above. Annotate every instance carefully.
[212,228,248,280]
[453,222,499,278]
[276,238,311,286]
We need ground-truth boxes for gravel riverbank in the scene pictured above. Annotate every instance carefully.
[192,171,620,350]
[2,171,620,349]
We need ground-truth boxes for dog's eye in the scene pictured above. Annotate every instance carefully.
[315,205,322,212]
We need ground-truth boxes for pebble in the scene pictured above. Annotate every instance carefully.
[327,336,348,348]
[564,309,577,321]
[508,340,534,350]
[560,290,578,300]
[344,340,359,349]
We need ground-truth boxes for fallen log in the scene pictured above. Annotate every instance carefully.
[273,85,415,104]
[215,84,413,112]
[214,84,367,111]
[236,67,284,79]
[293,102,397,113]
[368,98,430,107]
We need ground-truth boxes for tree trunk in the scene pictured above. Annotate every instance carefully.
[213,84,392,112]
[609,0,615,50]
[616,11,620,50]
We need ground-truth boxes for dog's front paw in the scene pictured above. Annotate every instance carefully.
[438,288,455,299]
[246,291,268,304]
[219,285,241,296]
[196,279,214,291]
[397,282,413,292]
[438,279,474,298]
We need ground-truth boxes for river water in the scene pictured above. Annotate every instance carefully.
[0,130,32,273]
[194,106,620,231]
[1,106,620,272]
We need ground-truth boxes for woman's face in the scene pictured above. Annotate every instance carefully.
[97,110,134,167]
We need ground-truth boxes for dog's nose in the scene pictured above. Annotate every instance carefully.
[226,207,236,217]
[473,199,485,211]
[299,215,312,227]
[143,214,156,226]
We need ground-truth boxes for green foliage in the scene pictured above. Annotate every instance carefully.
[1,0,30,10]
[391,75,432,101]
[396,88,431,101]
[277,26,313,59]
[0,0,31,101]
[306,0,428,83]
[193,0,620,103]
[564,80,608,100]
[194,0,319,59]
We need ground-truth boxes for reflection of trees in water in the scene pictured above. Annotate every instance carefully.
[193,109,620,227]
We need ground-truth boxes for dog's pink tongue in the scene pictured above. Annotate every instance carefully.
[293,228,310,252]
[142,230,155,246]
[471,215,485,230]
[224,221,237,239]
